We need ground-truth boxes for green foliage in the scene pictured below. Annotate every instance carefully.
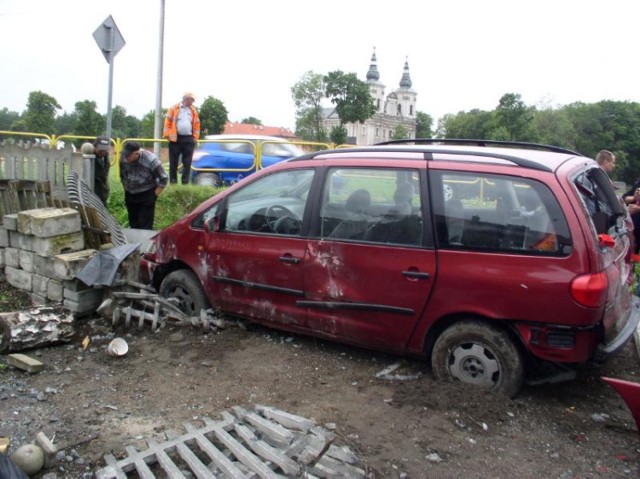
[199,96,228,136]
[0,107,20,131]
[140,110,156,139]
[241,117,262,125]
[391,124,409,140]
[73,100,104,137]
[291,71,327,141]
[111,105,142,139]
[493,93,537,141]
[329,125,348,145]
[324,70,376,126]
[24,90,60,133]
[108,176,221,230]
[54,111,77,135]
[415,111,433,138]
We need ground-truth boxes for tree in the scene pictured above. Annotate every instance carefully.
[441,109,495,139]
[415,111,433,138]
[0,108,20,131]
[141,110,157,139]
[329,125,347,145]
[24,90,60,133]
[493,93,537,141]
[241,117,262,125]
[54,112,77,135]
[291,71,327,141]
[199,96,228,135]
[111,105,142,139]
[391,125,409,140]
[72,100,104,137]
[324,70,376,126]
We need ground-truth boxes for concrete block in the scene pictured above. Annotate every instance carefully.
[53,249,97,280]
[9,230,33,251]
[63,279,91,292]
[30,292,47,305]
[3,214,18,231]
[33,255,57,279]
[4,248,20,268]
[32,274,49,297]
[0,249,4,268]
[47,279,64,302]
[17,208,82,238]
[0,227,8,247]
[63,298,101,315]
[63,287,104,303]
[5,266,32,291]
[18,249,35,273]
[32,232,85,257]
[6,353,44,373]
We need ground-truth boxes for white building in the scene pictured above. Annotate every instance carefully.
[322,49,418,145]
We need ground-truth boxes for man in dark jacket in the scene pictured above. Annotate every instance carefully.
[93,136,111,206]
[119,142,169,230]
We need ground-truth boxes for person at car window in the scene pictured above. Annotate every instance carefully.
[163,92,201,184]
[622,180,640,253]
[596,150,616,176]
[120,142,168,230]
[93,135,111,207]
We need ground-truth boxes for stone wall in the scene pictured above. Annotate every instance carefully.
[0,207,103,316]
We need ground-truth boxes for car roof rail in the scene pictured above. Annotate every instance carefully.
[375,138,584,156]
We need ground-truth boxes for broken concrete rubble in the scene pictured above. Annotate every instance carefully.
[0,307,74,353]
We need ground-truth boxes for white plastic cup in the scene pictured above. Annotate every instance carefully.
[107,338,129,357]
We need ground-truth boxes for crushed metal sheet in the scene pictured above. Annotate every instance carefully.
[95,405,366,479]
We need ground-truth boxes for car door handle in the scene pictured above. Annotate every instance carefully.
[279,256,301,264]
[402,270,430,279]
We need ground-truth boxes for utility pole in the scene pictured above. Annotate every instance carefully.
[153,0,166,157]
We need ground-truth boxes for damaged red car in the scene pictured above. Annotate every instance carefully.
[140,140,640,397]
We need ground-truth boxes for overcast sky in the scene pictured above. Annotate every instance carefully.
[1,0,638,132]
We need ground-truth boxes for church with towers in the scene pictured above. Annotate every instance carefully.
[322,48,418,145]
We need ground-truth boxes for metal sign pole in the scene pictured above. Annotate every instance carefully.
[93,16,126,139]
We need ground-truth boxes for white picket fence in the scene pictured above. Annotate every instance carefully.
[0,141,92,200]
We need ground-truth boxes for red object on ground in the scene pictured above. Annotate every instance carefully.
[602,376,640,431]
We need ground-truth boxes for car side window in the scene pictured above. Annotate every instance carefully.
[320,167,423,246]
[223,169,314,236]
[191,203,220,229]
[432,171,572,255]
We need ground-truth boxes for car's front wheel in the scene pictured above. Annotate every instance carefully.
[431,320,525,397]
[159,270,210,317]
[194,172,222,187]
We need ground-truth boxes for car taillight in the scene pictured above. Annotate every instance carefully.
[570,272,608,308]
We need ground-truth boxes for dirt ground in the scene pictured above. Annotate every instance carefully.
[1,288,640,478]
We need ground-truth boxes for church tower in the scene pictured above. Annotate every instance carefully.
[394,57,417,119]
[366,48,386,113]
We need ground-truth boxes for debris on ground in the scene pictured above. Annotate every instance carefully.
[95,405,366,479]
[0,307,74,353]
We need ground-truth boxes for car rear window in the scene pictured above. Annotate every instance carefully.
[432,171,572,255]
[573,166,627,235]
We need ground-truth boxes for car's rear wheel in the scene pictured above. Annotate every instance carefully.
[159,270,209,317]
[194,172,222,187]
[431,320,524,397]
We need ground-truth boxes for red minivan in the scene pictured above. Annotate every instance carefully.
[140,140,640,396]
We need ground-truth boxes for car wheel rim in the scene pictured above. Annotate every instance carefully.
[448,343,500,389]
[168,285,195,315]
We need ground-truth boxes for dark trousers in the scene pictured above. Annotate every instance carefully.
[125,188,157,230]
[169,136,196,184]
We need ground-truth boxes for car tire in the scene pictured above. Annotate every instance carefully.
[194,172,222,187]
[431,320,524,397]
[159,270,210,317]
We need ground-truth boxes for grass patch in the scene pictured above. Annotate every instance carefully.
[0,280,32,311]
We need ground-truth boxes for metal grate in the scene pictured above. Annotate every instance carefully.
[66,171,127,247]
[95,405,366,479]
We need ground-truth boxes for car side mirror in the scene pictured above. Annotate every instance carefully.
[204,215,220,233]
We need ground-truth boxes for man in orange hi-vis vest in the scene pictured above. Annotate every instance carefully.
[163,92,201,184]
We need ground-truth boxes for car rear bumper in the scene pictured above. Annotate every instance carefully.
[594,296,640,362]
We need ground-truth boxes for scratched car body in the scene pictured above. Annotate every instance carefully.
[141,139,640,397]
